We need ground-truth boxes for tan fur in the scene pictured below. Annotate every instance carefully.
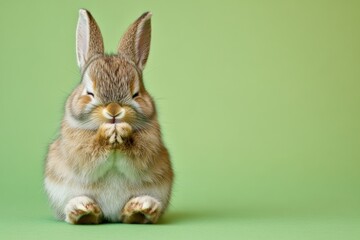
[67,201,103,224]
[76,10,104,67]
[45,9,173,224]
[106,103,121,116]
[118,12,152,70]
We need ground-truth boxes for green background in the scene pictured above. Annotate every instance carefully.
[1,0,359,239]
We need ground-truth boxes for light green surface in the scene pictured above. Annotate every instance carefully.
[1,0,360,239]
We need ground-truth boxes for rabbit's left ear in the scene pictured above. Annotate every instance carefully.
[76,9,104,70]
[117,12,152,71]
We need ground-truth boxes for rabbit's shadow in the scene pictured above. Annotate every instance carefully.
[43,206,296,225]
[159,210,215,224]
[158,208,248,224]
[158,205,307,224]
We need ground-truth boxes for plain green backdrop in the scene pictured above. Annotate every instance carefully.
[0,0,360,239]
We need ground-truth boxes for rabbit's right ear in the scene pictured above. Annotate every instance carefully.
[117,12,152,71]
[76,9,104,70]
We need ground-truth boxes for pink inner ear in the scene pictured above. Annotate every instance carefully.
[117,12,152,70]
[76,11,90,68]
[76,9,104,70]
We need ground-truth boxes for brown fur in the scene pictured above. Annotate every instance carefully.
[118,12,152,70]
[78,10,104,64]
[44,10,173,224]
[106,103,121,116]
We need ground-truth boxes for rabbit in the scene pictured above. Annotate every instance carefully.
[44,9,173,224]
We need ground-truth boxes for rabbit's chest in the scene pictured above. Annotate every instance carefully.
[93,150,142,183]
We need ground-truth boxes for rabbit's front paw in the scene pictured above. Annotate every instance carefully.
[98,123,117,144]
[115,122,132,144]
[121,196,162,224]
[97,123,132,145]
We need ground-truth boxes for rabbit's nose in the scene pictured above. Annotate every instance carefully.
[103,103,125,119]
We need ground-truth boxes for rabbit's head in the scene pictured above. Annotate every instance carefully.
[65,9,156,130]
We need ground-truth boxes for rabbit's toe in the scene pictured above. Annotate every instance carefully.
[121,195,162,224]
[115,122,132,143]
[98,123,117,144]
[65,196,103,224]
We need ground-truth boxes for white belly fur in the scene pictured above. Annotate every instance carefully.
[45,151,170,222]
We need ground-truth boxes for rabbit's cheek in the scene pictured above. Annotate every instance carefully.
[79,95,92,110]
[136,97,154,118]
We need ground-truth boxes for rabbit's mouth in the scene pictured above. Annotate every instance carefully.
[102,107,125,124]
[103,117,121,124]
[109,117,121,124]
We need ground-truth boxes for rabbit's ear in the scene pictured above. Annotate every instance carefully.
[117,12,152,70]
[76,9,104,70]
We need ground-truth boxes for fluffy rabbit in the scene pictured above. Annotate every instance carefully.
[44,9,173,224]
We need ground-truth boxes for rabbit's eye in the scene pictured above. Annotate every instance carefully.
[87,91,94,97]
[132,92,139,98]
